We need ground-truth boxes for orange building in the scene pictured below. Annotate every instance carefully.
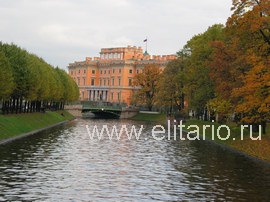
[68,45,176,105]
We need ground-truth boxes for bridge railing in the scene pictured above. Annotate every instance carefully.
[81,101,123,111]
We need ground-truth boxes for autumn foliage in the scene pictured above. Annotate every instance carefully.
[226,0,270,132]
[130,0,269,133]
[151,0,269,133]
[188,0,269,133]
[132,64,162,111]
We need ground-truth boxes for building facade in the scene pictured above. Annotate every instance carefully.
[68,46,176,105]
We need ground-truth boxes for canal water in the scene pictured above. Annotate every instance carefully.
[0,119,270,201]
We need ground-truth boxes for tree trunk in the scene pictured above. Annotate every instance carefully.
[181,93,185,110]
[15,98,19,114]
[6,100,9,114]
[33,101,37,112]
[1,100,4,114]
[12,98,16,114]
[30,101,33,113]
[170,99,173,115]
[19,98,23,113]
[203,107,208,121]
[23,100,27,113]
[262,121,266,135]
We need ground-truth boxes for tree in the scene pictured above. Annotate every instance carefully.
[229,0,270,49]
[0,42,79,114]
[226,0,270,133]
[55,68,79,108]
[66,73,80,102]
[182,24,225,119]
[207,97,232,123]
[156,59,185,114]
[0,43,35,113]
[207,40,241,122]
[29,56,51,101]
[232,54,270,134]
[0,51,14,100]
[133,64,161,111]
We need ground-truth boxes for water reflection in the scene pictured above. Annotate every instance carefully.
[0,119,269,201]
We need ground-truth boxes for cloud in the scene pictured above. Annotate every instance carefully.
[0,0,232,69]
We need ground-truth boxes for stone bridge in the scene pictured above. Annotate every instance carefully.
[65,103,138,119]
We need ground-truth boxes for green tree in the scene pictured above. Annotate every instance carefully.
[0,44,33,99]
[55,67,79,108]
[0,51,14,100]
[67,75,80,101]
[0,43,35,113]
[182,24,225,119]
[0,42,79,114]
[156,59,185,113]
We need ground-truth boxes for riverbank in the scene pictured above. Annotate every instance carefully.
[0,111,74,141]
[131,113,270,163]
[184,119,270,163]
[130,112,166,122]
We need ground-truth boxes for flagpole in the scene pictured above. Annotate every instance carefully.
[146,36,148,53]
[144,36,148,53]
[143,37,148,54]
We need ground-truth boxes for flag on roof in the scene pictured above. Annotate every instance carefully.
[143,38,147,42]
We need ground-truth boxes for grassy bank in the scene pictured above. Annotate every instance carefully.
[184,119,270,162]
[0,111,74,140]
[131,113,166,122]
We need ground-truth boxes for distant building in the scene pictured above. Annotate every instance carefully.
[68,45,176,105]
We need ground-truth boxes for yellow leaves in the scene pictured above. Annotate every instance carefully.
[227,0,270,60]
[229,50,270,123]
[132,64,162,109]
[207,98,232,114]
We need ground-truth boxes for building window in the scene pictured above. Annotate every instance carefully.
[104,70,106,74]
[119,69,121,73]
[136,69,139,74]
[111,93,114,100]
[113,69,115,74]
[100,70,102,74]
[84,69,86,74]
[78,70,80,74]
[118,78,121,86]
[108,70,110,74]
[91,78,95,86]
[129,69,133,74]
[128,78,132,86]
[83,78,86,85]
[77,77,80,85]
[92,70,95,74]
[112,78,115,86]
[118,92,121,101]
[103,79,106,86]
[99,79,101,86]
[107,79,110,86]
[82,91,84,100]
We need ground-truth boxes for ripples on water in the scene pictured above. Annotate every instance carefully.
[0,119,270,201]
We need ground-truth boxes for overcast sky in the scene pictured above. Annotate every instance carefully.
[0,0,232,70]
